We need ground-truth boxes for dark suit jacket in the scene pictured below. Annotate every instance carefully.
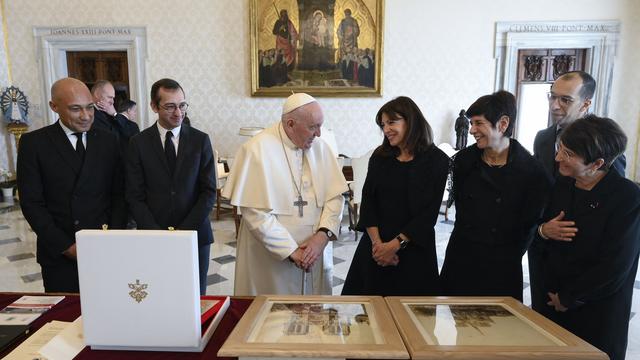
[533,125,626,179]
[91,109,140,154]
[440,140,551,300]
[126,123,216,246]
[17,122,126,266]
[538,171,640,359]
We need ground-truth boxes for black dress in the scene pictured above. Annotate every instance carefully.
[538,171,640,360]
[440,139,550,301]
[342,145,449,296]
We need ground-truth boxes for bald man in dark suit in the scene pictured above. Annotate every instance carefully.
[18,77,125,292]
[90,80,140,155]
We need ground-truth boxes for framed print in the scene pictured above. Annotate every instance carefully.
[250,0,384,97]
[385,297,608,360]
[218,295,408,359]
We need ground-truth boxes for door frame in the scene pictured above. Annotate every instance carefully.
[33,26,149,128]
[494,20,620,117]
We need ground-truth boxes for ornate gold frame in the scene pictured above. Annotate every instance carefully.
[218,295,408,359]
[250,0,384,97]
[385,296,608,360]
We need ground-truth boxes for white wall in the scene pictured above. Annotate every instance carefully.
[0,0,637,179]
[610,0,640,180]
[0,4,14,175]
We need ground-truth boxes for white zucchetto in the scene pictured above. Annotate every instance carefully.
[282,93,317,115]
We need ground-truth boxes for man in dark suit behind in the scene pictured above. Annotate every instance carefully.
[117,99,138,124]
[533,71,626,179]
[126,78,216,295]
[529,71,626,313]
[17,77,126,292]
[90,80,140,153]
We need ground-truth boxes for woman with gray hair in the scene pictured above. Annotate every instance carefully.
[538,114,640,360]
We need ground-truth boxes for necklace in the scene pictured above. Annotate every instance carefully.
[278,125,307,217]
[481,149,507,167]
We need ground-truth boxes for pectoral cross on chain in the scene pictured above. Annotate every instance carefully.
[294,195,308,217]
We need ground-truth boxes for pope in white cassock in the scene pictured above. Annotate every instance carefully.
[223,93,348,296]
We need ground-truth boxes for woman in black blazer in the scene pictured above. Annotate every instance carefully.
[537,115,639,360]
[440,91,550,301]
[342,96,449,296]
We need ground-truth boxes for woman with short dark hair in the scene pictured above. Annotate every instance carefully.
[537,115,639,360]
[342,96,449,295]
[440,90,550,301]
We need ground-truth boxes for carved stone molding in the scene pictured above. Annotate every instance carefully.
[494,20,620,116]
[33,27,149,127]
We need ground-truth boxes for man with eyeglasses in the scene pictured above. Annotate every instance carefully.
[533,71,625,179]
[529,70,626,314]
[126,78,216,295]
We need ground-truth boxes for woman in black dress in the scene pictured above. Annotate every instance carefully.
[440,91,550,301]
[537,115,639,360]
[342,96,449,296]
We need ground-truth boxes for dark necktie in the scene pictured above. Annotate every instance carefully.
[165,131,176,175]
[73,132,85,161]
[555,126,563,142]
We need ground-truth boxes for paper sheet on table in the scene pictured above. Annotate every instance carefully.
[0,312,40,325]
[3,320,70,360]
[38,316,84,360]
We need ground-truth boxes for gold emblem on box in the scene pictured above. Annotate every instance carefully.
[128,279,148,303]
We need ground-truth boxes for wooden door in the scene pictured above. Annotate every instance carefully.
[516,48,586,127]
[66,51,130,107]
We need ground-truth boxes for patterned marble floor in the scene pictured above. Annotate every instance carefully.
[1,202,639,358]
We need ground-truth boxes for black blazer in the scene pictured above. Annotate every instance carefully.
[533,125,626,179]
[342,145,449,296]
[451,139,551,255]
[17,122,126,266]
[539,171,640,360]
[440,139,551,300]
[126,123,216,246]
[91,109,140,154]
[358,146,450,245]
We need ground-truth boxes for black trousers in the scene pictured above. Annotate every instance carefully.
[198,244,211,295]
[41,259,80,293]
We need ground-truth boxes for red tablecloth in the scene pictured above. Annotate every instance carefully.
[0,293,252,359]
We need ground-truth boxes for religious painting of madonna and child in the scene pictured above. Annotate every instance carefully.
[250,0,384,96]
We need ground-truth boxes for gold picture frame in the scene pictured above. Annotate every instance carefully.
[218,295,408,359]
[385,296,607,360]
[250,0,384,97]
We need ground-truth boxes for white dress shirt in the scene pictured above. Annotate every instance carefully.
[156,122,180,155]
[58,120,86,150]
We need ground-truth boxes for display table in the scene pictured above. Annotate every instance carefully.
[0,293,252,359]
[1,293,607,359]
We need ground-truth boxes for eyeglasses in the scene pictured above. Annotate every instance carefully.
[547,92,575,106]
[158,102,189,113]
[556,143,575,161]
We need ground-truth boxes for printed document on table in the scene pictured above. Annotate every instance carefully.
[38,316,84,360]
[3,320,70,360]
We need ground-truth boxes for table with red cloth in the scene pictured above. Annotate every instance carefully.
[0,293,252,359]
